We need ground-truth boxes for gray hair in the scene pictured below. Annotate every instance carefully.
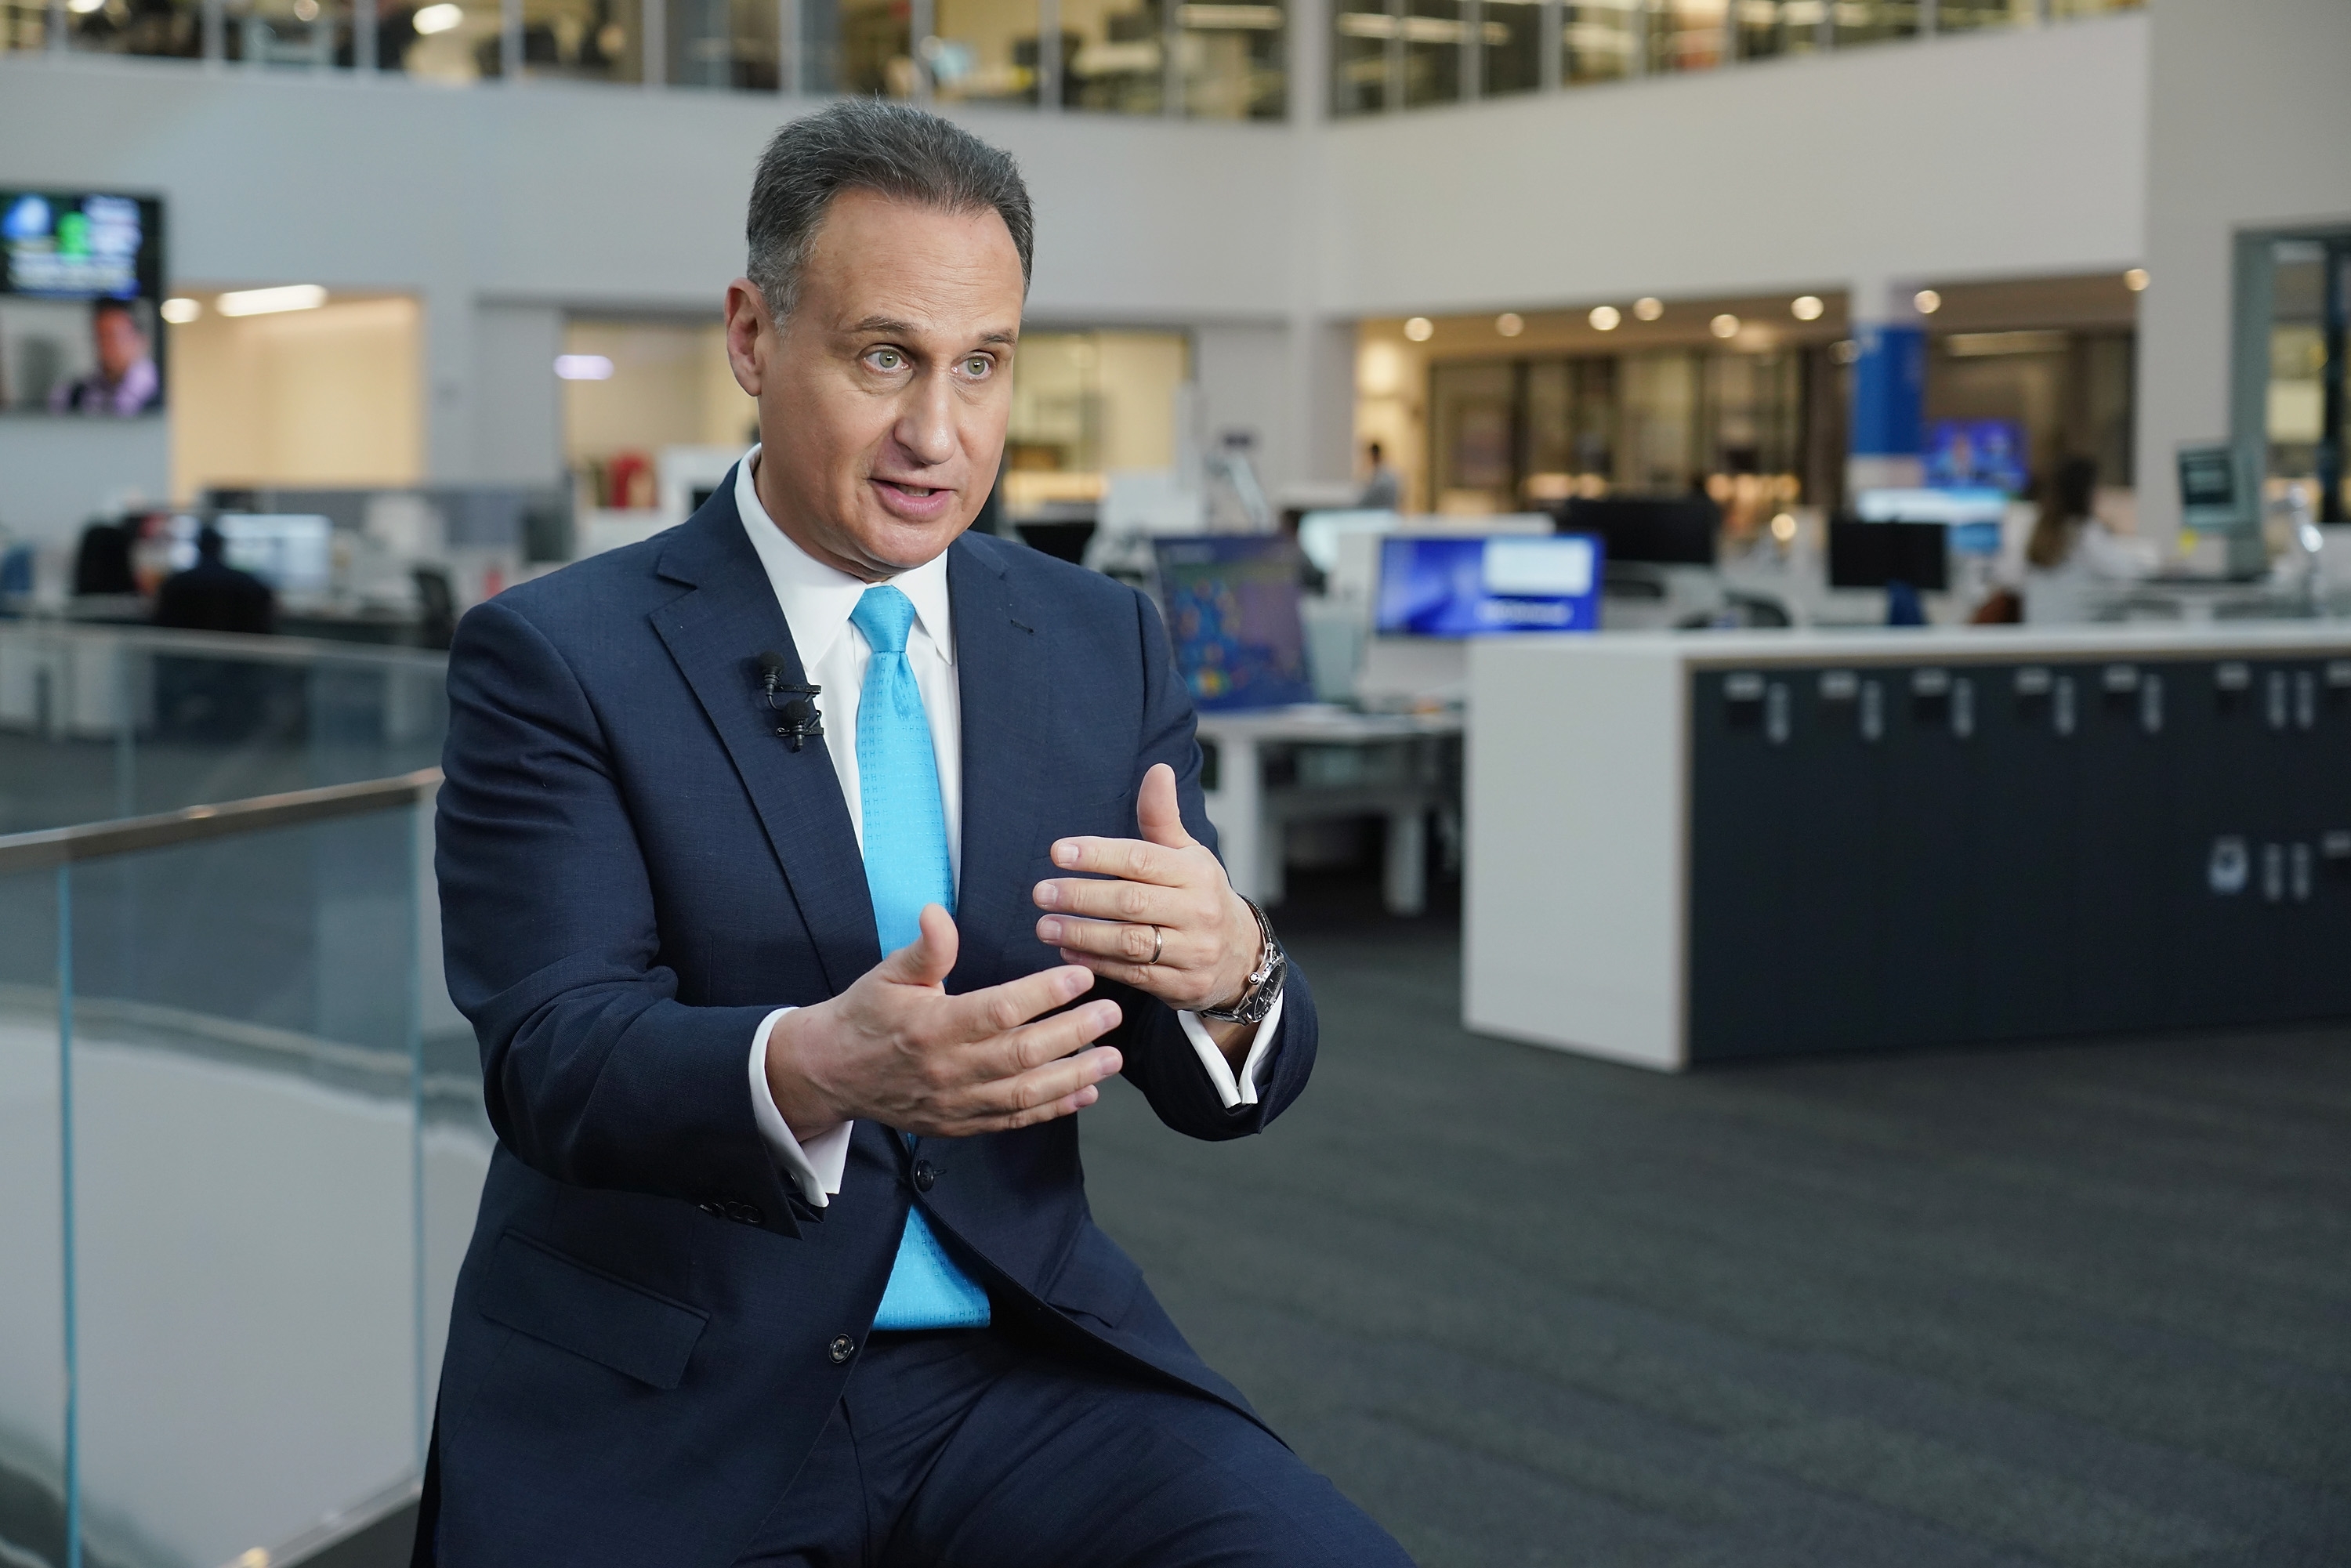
[746,100,1034,323]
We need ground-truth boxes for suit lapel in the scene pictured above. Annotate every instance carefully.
[650,489,882,995]
[947,538,1052,990]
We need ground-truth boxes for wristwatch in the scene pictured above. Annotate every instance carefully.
[1196,895,1287,1025]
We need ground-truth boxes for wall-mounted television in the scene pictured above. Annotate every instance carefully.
[1,190,167,416]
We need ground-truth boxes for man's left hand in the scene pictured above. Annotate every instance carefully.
[1034,763,1262,1030]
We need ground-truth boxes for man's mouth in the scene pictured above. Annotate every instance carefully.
[877,480,941,498]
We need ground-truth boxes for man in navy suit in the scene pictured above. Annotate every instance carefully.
[421,101,1412,1565]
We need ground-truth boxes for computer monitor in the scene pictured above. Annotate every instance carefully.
[2176,442,2252,531]
[1559,495,1719,567]
[2,190,168,416]
[1153,534,1316,711]
[1828,518,1949,592]
[214,513,334,593]
[1854,487,2007,556]
[1375,534,1604,637]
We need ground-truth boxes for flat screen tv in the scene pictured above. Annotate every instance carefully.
[1376,534,1605,637]
[1,190,167,416]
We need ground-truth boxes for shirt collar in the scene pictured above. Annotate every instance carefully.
[734,445,955,669]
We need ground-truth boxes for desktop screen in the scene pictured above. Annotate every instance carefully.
[1855,487,2007,556]
[1923,418,2028,494]
[1,190,167,415]
[1154,534,1315,711]
[1375,534,1603,637]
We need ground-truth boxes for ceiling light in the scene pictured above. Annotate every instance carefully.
[1770,512,1798,543]
[1790,295,1824,321]
[160,297,201,324]
[1710,313,1740,339]
[1404,317,1434,342]
[1494,312,1523,338]
[1633,297,1664,321]
[216,284,327,317]
[1912,288,1942,315]
[67,0,103,13]
[1588,305,1621,331]
[1829,339,1860,364]
[555,353,616,381]
[414,2,462,33]
[2123,267,2149,292]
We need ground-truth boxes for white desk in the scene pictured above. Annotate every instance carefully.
[1195,705,1462,914]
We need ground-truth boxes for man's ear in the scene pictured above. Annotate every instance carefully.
[723,279,770,398]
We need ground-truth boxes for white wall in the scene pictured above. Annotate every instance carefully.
[0,418,168,545]
[2135,0,2351,542]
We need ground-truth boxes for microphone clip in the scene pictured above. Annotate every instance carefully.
[756,650,824,752]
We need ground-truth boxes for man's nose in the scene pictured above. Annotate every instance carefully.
[893,373,957,469]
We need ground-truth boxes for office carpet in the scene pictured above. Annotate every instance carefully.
[1079,873,2351,1568]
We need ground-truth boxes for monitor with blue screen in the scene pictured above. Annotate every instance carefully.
[1153,534,1316,711]
[1375,534,1603,638]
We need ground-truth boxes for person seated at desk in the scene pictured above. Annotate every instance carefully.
[154,525,275,635]
[2012,456,2153,625]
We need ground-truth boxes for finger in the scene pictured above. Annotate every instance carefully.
[1060,947,1176,998]
[1047,835,1187,887]
[991,998,1124,1076]
[941,961,1098,1043]
[1135,762,1194,850]
[876,904,958,989]
[1037,914,1172,969]
[1033,875,1183,925]
[966,1045,1124,1130]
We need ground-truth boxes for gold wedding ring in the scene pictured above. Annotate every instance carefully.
[1149,925,1165,966]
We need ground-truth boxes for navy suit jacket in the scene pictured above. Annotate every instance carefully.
[428,480,1320,1565]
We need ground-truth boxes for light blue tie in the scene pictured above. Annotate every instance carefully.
[851,585,992,1331]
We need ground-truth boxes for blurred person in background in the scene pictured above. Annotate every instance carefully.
[49,298,161,415]
[154,525,274,635]
[1358,440,1401,509]
[2017,456,2154,625]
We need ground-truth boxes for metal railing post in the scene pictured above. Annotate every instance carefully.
[58,863,81,1568]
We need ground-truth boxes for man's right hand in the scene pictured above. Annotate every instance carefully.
[763,904,1123,1141]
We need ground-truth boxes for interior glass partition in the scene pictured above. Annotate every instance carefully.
[797,0,913,94]
[1934,0,2034,33]
[1831,0,1914,47]
[1177,0,1285,118]
[1733,0,1821,60]
[1479,0,1540,96]
[1329,0,1389,114]
[1060,0,1167,111]
[929,0,1043,104]
[1559,0,1636,83]
[62,0,205,58]
[670,0,777,86]
[0,771,488,1568]
[1645,0,1722,72]
[1400,0,1462,107]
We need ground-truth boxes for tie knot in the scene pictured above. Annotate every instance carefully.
[851,585,918,656]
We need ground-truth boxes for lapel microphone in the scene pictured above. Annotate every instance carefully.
[756,650,824,752]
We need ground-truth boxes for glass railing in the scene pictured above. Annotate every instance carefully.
[0,623,447,837]
[0,768,487,1568]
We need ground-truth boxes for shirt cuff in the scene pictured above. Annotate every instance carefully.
[748,1007,853,1208]
[1175,991,1284,1110]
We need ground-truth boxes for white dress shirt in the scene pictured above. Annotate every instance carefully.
[735,450,1281,1208]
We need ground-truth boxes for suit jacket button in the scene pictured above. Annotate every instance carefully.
[726,1200,764,1225]
[697,1202,724,1219]
[912,1160,936,1193]
[828,1334,856,1364]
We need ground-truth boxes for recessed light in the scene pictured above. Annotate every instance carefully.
[2123,268,2149,292]
[1790,295,1824,321]
[1770,512,1798,543]
[1912,288,1942,314]
[160,297,201,324]
[216,284,328,317]
[554,354,616,381]
[414,2,462,32]
[1633,297,1664,321]
[1404,317,1433,342]
[1495,312,1523,338]
[1710,313,1740,339]
[1588,305,1621,331]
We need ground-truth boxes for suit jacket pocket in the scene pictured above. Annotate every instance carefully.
[477,1229,709,1390]
[1045,1223,1144,1329]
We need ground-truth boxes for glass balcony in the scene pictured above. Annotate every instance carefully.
[1935,0,2036,31]
[1734,0,1824,60]
[0,768,487,1568]
[1832,0,1917,48]
[1559,0,1638,83]
[1330,0,1389,115]
[0,624,448,836]
[61,0,206,60]
[1060,0,1166,113]
[1480,0,1541,97]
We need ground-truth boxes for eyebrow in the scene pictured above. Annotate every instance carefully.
[844,316,1019,349]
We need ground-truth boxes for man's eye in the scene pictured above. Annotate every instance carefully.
[868,349,904,371]
[962,357,992,378]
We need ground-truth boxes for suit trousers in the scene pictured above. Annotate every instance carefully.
[729,1321,1413,1568]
